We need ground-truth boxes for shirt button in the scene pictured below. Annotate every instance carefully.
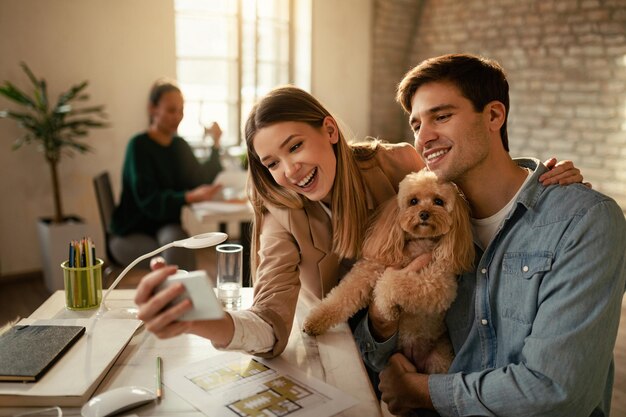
[522,265,529,272]
[481,319,488,326]
[481,268,487,274]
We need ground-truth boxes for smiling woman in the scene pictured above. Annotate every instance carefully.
[131,85,424,360]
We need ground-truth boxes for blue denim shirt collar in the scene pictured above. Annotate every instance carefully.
[515,157,548,212]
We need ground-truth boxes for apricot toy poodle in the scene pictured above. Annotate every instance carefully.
[302,169,474,373]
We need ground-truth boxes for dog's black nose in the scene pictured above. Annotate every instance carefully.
[420,211,430,221]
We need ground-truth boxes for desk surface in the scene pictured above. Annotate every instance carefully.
[2,289,381,417]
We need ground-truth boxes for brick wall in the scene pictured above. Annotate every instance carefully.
[370,0,424,141]
[371,0,626,209]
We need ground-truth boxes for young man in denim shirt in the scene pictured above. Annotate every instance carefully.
[355,54,626,416]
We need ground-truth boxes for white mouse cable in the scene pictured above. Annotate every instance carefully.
[13,406,62,417]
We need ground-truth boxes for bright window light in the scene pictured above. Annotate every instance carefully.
[174,0,292,151]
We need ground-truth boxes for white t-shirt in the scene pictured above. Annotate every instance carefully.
[471,169,533,250]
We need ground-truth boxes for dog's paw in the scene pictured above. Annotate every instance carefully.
[381,303,400,321]
[371,294,400,322]
[373,278,401,321]
[302,306,335,336]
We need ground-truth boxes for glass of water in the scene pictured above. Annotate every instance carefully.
[216,243,243,310]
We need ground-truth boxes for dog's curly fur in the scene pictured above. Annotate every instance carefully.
[302,169,474,373]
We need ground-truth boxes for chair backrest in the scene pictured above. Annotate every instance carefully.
[93,171,116,235]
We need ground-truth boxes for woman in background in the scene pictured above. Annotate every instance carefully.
[110,78,223,271]
[132,86,584,359]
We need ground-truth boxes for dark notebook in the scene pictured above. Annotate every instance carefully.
[0,325,85,382]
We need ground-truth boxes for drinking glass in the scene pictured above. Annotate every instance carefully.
[216,244,243,310]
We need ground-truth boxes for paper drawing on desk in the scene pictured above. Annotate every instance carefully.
[166,351,357,417]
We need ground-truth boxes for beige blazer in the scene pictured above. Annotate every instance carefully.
[249,142,424,357]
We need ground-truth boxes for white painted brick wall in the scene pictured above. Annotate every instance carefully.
[371,0,626,209]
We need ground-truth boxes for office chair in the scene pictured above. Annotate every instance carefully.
[93,171,124,286]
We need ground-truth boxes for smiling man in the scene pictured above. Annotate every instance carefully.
[355,54,626,416]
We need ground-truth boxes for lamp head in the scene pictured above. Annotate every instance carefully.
[172,232,228,249]
[96,232,229,320]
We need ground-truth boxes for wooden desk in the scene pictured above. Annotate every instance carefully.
[1,289,381,416]
[181,202,253,239]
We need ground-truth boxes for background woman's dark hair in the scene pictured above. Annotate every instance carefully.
[148,78,181,123]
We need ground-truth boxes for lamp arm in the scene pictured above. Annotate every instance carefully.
[100,242,175,305]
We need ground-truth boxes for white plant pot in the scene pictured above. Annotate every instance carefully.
[37,216,92,292]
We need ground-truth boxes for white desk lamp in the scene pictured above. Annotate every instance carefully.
[95,232,228,320]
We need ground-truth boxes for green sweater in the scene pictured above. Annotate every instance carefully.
[110,132,222,236]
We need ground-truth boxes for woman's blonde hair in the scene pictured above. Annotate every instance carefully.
[244,86,378,279]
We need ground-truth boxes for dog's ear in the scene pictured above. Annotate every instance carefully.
[362,197,405,265]
[436,188,475,274]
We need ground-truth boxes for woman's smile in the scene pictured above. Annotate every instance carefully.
[295,167,318,188]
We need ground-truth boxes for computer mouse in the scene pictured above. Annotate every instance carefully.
[81,385,157,417]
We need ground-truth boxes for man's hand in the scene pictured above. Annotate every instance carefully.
[380,353,434,415]
[368,253,431,341]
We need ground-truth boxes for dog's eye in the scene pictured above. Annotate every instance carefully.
[434,198,444,206]
[409,198,418,206]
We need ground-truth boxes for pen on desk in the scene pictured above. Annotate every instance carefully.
[156,356,163,400]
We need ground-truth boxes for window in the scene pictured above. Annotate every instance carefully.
[174,0,293,152]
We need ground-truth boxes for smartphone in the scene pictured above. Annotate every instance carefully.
[156,270,224,321]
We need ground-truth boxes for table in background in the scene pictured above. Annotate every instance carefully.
[181,202,253,240]
[0,289,382,417]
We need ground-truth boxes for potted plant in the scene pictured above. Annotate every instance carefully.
[0,62,108,291]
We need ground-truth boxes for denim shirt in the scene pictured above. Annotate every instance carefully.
[355,158,626,417]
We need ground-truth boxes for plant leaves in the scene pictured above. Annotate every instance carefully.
[4,109,36,120]
[33,85,48,112]
[64,141,92,153]
[67,105,107,116]
[0,82,36,108]
[1,63,108,159]
[40,79,49,111]
[20,62,40,88]
[55,104,72,114]
[3,110,39,131]
[56,81,88,106]
[62,118,109,129]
